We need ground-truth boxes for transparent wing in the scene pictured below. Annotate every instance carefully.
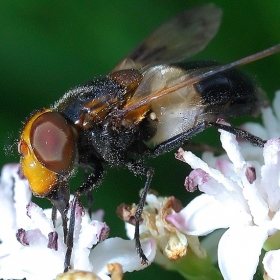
[118,42,280,116]
[122,65,207,114]
[119,41,280,121]
[112,4,222,71]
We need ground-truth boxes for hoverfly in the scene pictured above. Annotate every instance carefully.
[18,3,280,272]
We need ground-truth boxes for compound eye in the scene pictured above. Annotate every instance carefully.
[30,112,76,174]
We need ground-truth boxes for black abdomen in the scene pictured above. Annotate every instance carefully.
[182,61,262,118]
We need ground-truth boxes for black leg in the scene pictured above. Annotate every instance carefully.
[209,121,266,147]
[126,161,154,264]
[64,195,79,272]
[82,169,96,218]
[86,191,93,218]
[150,120,265,158]
[51,205,57,227]
[47,182,70,243]
[151,122,206,156]
[135,169,153,264]
[64,168,104,272]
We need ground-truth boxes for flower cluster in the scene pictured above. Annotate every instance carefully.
[0,164,156,280]
[119,193,223,279]
[121,194,206,261]
[166,91,280,279]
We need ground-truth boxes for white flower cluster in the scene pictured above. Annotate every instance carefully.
[0,164,156,280]
[167,91,280,280]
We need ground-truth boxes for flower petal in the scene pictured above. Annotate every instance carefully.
[167,194,252,236]
[263,249,280,279]
[218,127,245,169]
[73,220,109,271]
[26,202,55,235]
[261,138,280,213]
[0,164,32,242]
[0,245,64,280]
[218,226,268,280]
[182,151,238,192]
[90,238,156,276]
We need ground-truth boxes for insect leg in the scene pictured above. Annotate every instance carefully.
[86,192,93,217]
[208,122,266,147]
[64,165,104,272]
[48,182,70,243]
[126,161,154,264]
[82,169,95,217]
[152,122,206,156]
[51,205,57,227]
[64,195,78,272]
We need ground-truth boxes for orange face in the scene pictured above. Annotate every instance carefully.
[18,109,77,196]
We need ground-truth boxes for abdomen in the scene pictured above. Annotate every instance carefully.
[143,61,262,148]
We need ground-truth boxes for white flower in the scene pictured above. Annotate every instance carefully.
[167,127,280,279]
[263,249,280,280]
[121,193,206,263]
[0,164,156,280]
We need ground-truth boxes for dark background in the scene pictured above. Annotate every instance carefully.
[1,1,280,279]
